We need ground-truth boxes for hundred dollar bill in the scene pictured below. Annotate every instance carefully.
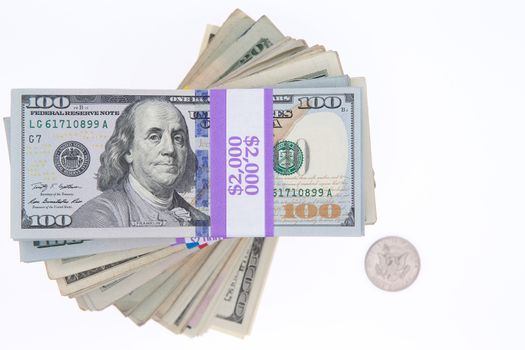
[276,76,377,224]
[5,77,373,261]
[7,96,369,264]
[18,236,218,263]
[10,87,362,239]
[18,238,175,262]
[3,118,223,261]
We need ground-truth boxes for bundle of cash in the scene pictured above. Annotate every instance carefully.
[7,9,376,337]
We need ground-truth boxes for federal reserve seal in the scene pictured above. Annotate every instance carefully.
[53,141,90,177]
[273,140,303,175]
[365,236,420,292]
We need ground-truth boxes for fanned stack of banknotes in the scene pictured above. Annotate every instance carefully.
[7,9,377,337]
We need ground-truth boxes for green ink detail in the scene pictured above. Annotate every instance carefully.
[273,140,303,176]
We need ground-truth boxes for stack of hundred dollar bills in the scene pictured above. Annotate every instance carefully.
[7,9,377,337]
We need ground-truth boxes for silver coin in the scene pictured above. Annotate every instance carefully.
[365,236,420,292]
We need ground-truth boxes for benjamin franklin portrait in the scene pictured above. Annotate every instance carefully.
[70,98,209,228]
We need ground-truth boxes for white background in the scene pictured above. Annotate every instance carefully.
[1,0,524,349]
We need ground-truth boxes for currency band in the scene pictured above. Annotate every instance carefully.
[210,89,274,238]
